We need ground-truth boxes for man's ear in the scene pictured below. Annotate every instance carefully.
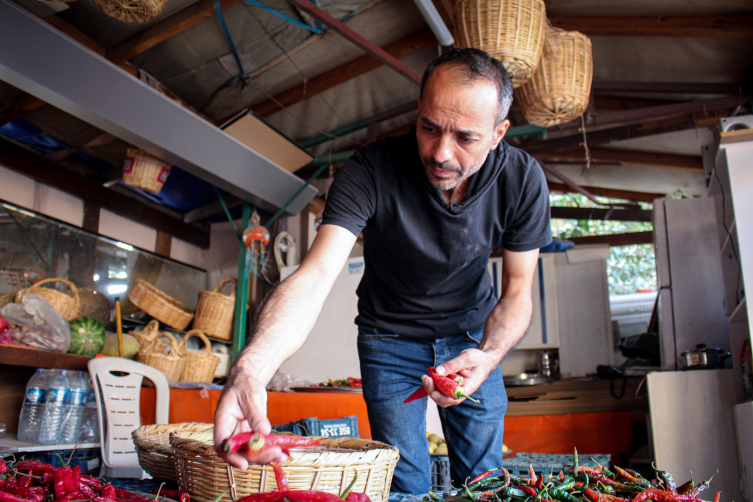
[490,119,511,150]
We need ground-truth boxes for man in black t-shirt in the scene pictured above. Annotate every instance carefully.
[215,49,551,493]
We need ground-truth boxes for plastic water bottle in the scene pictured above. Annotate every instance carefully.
[60,371,88,444]
[38,370,70,444]
[81,374,99,443]
[17,369,53,442]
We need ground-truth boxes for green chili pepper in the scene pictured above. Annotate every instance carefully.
[572,449,578,477]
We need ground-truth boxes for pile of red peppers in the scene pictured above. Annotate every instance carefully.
[0,457,189,502]
[429,450,720,502]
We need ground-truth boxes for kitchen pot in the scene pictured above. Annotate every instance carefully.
[680,344,730,370]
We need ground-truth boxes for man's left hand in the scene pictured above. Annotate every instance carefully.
[421,348,499,408]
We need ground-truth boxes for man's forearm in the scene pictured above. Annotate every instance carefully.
[477,292,533,364]
[229,271,330,385]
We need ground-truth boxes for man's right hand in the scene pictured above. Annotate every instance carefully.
[213,369,288,469]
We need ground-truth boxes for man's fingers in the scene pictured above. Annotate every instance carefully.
[436,350,478,376]
[423,375,463,408]
[239,445,288,465]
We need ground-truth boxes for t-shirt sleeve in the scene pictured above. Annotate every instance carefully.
[502,157,552,252]
[321,149,377,237]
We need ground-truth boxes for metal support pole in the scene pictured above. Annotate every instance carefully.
[232,203,252,359]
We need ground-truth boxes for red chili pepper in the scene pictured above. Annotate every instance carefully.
[470,470,495,485]
[0,490,33,502]
[5,486,46,502]
[220,432,255,455]
[14,461,54,473]
[235,492,345,502]
[116,488,151,502]
[560,472,565,482]
[573,466,604,476]
[0,460,8,474]
[427,368,479,402]
[676,478,694,495]
[53,468,68,500]
[80,476,103,489]
[246,434,323,457]
[41,473,55,485]
[18,471,32,488]
[584,488,601,502]
[631,489,691,502]
[613,466,642,485]
[0,480,6,488]
[713,492,720,502]
[271,463,290,491]
[529,465,538,487]
[80,485,98,499]
[402,387,428,404]
[518,486,538,497]
[101,484,117,500]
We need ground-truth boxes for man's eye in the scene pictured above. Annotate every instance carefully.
[459,136,475,144]
[422,126,436,133]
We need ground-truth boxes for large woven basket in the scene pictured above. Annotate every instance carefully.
[133,423,214,482]
[192,278,236,341]
[454,0,546,87]
[16,278,81,321]
[170,430,399,502]
[138,331,184,381]
[122,148,172,193]
[514,23,593,127]
[133,320,168,355]
[177,330,221,383]
[129,279,194,330]
[92,0,167,24]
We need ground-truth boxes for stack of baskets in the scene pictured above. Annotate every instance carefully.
[134,321,220,383]
[453,0,593,127]
[133,423,214,483]
[16,278,82,321]
[128,279,194,331]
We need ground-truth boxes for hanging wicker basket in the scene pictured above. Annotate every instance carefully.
[192,278,236,341]
[133,423,214,482]
[16,278,81,321]
[514,24,593,127]
[138,330,184,381]
[170,430,399,502]
[454,0,547,88]
[178,330,221,383]
[128,279,194,331]
[122,147,171,194]
[92,0,167,23]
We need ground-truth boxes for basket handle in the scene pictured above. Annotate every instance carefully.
[21,278,80,306]
[178,329,214,355]
[213,277,237,298]
[134,320,161,348]
[157,331,181,357]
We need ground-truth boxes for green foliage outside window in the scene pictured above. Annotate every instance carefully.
[550,194,657,295]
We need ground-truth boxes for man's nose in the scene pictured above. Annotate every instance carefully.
[432,134,453,164]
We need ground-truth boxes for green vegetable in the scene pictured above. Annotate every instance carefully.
[68,317,106,357]
[100,333,140,359]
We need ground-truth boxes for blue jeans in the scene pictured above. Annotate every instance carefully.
[357,326,507,494]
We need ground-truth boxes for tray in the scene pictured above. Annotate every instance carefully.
[503,372,555,386]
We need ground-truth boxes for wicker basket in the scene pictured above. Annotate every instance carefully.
[133,423,214,482]
[16,278,81,321]
[133,320,168,356]
[454,0,546,87]
[177,330,221,383]
[514,23,593,127]
[192,278,236,341]
[92,0,167,24]
[170,430,399,502]
[122,148,172,193]
[128,279,194,330]
[138,331,184,381]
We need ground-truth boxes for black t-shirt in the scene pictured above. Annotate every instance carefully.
[322,127,552,338]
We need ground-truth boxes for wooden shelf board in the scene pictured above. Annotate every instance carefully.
[0,345,91,371]
[0,432,99,452]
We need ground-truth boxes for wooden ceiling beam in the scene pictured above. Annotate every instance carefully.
[249,27,434,119]
[286,0,423,85]
[551,206,653,222]
[547,182,664,204]
[548,15,753,37]
[106,0,241,64]
[567,231,654,247]
[593,81,744,95]
[0,138,209,248]
[543,147,703,171]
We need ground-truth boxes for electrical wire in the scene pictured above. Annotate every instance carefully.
[713,156,742,306]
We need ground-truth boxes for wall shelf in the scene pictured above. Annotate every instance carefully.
[0,345,91,371]
[0,432,99,453]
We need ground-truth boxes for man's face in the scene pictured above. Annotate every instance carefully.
[416,66,510,191]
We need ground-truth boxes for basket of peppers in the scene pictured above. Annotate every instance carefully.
[169,429,399,502]
[0,456,187,502]
[426,449,720,502]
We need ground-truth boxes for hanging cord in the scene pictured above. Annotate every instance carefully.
[244,3,347,126]
[579,115,591,170]
[214,1,248,87]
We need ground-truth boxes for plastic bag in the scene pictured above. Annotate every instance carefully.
[0,294,71,352]
[0,313,9,345]
[266,371,314,392]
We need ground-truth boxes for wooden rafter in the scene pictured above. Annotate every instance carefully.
[549,15,753,37]
[247,28,434,119]
[547,182,664,203]
[542,147,703,171]
[551,207,653,222]
[567,232,654,247]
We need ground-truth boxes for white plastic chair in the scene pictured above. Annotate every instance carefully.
[88,357,170,479]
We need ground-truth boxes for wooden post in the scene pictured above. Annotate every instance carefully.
[155,231,172,257]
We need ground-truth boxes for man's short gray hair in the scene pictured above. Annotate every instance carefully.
[420,48,513,126]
